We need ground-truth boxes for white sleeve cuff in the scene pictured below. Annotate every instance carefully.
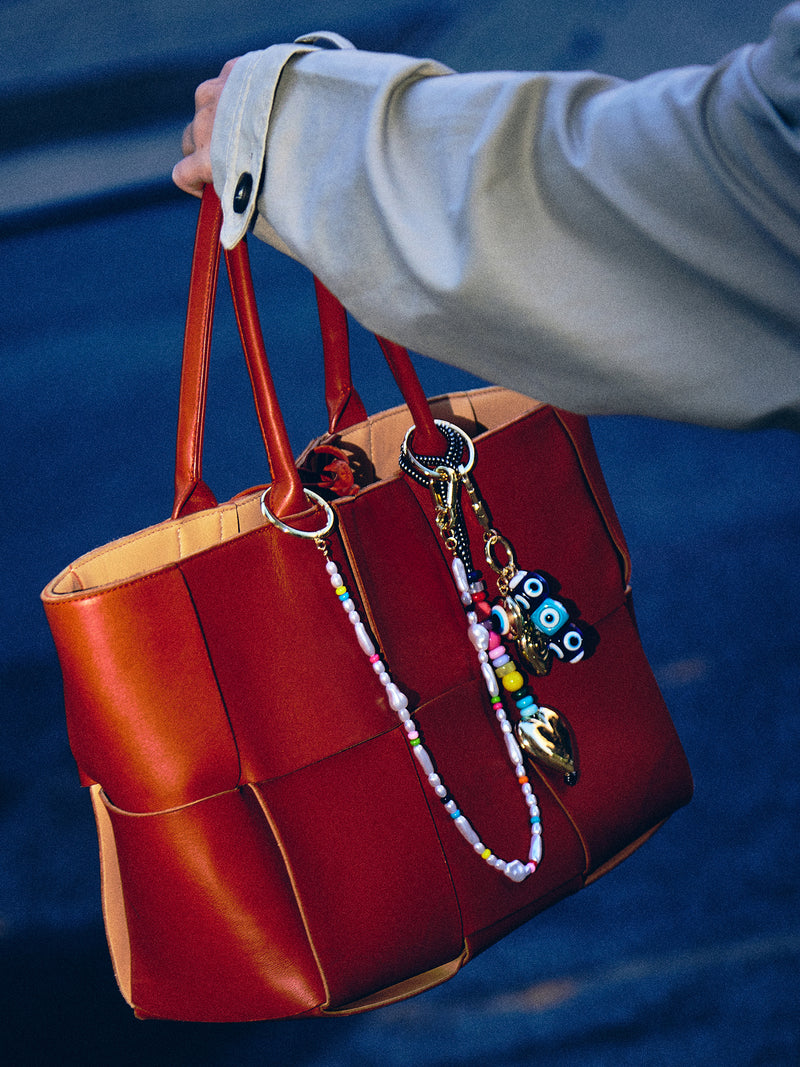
[210,34,355,248]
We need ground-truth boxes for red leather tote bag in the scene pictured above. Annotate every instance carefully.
[41,189,692,1022]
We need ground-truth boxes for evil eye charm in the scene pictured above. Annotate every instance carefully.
[490,597,551,674]
[531,598,569,635]
[508,570,549,611]
[519,572,549,603]
[490,603,511,636]
[551,623,586,664]
[507,569,586,666]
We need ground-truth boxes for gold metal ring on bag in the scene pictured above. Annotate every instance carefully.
[260,487,336,539]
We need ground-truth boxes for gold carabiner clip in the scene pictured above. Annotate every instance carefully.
[484,532,517,593]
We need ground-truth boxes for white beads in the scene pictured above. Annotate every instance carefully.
[505,860,531,883]
[321,543,543,886]
[354,622,376,656]
[413,744,435,777]
[481,662,500,697]
[457,583,545,884]
[453,558,474,605]
[452,557,470,594]
[529,835,543,865]
[429,773,448,799]
[385,683,408,712]
[504,733,524,767]
[454,815,480,847]
[467,623,489,651]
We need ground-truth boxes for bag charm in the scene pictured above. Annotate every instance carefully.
[260,486,543,884]
[400,421,584,784]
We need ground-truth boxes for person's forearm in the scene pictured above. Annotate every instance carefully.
[207,15,800,429]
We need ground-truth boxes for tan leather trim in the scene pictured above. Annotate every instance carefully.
[42,388,542,598]
[299,386,542,483]
[319,953,468,1015]
[42,492,264,596]
[246,784,332,1010]
[90,784,133,1006]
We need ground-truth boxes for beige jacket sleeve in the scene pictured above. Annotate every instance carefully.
[210,14,800,430]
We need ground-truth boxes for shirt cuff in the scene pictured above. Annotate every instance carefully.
[210,33,355,248]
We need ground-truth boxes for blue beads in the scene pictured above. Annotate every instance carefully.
[507,568,587,665]
[531,598,569,635]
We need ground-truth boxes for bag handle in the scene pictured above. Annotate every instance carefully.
[173,188,309,518]
[172,186,223,518]
[313,278,447,448]
[313,276,368,432]
[174,187,448,519]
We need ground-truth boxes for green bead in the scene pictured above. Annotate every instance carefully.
[495,661,517,678]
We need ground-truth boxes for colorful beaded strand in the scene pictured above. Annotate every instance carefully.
[317,538,539,883]
[452,556,544,871]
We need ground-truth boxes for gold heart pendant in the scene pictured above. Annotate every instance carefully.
[515,707,577,782]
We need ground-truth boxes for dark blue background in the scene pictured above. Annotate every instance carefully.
[1,3,799,1063]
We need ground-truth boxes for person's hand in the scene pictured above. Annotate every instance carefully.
[172,58,238,197]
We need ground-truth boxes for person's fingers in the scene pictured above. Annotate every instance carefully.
[195,76,222,111]
[181,122,195,158]
[172,153,209,197]
[173,57,239,196]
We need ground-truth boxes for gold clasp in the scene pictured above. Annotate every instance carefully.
[484,532,517,594]
[430,465,458,513]
[462,473,491,531]
[429,466,460,552]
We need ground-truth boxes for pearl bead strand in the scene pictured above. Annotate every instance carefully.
[320,544,540,884]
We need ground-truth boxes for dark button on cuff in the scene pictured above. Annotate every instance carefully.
[233,172,254,214]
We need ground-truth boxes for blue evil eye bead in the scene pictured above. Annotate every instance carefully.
[531,597,569,636]
[521,572,549,601]
[508,569,549,613]
[491,603,511,636]
[551,624,585,663]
